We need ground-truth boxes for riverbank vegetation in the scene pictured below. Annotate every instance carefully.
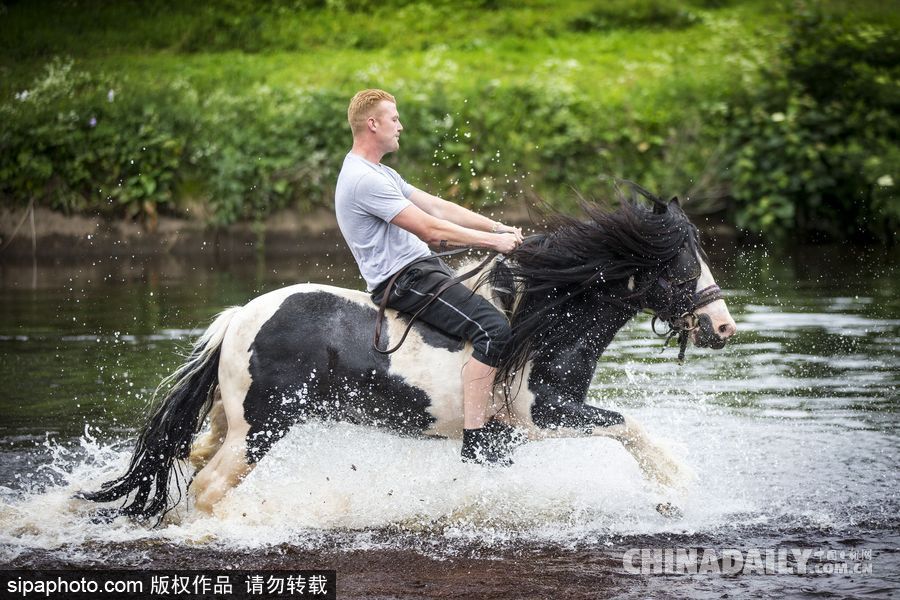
[1,0,897,242]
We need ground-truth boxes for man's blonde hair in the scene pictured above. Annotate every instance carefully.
[347,89,396,135]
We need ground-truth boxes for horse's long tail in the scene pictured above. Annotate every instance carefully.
[80,306,242,521]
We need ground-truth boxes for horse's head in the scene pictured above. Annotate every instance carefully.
[637,197,736,354]
[492,190,737,382]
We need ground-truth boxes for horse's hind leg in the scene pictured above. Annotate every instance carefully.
[593,414,694,489]
[189,388,227,470]
[190,380,254,515]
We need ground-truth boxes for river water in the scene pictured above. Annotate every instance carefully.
[1,241,898,599]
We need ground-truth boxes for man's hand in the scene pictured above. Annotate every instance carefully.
[494,222,524,244]
[491,231,521,254]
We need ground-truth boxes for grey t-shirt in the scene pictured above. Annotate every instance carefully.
[335,152,431,291]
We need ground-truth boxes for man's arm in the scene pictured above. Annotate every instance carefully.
[391,204,519,253]
[408,189,522,239]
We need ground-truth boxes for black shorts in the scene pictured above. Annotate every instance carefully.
[371,257,511,367]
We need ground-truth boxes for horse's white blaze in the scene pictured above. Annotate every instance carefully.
[693,252,736,340]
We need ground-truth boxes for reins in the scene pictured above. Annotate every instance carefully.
[373,248,498,354]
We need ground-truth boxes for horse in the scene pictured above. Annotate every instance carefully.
[82,191,737,521]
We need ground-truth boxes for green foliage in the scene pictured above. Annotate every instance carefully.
[725,6,899,242]
[686,0,736,8]
[0,61,349,225]
[0,59,194,222]
[196,87,350,224]
[569,0,701,32]
[1,0,897,244]
[0,0,561,62]
[0,58,721,225]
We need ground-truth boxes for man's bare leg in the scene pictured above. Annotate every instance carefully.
[463,358,494,429]
[461,358,513,465]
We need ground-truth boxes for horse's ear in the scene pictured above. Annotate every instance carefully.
[653,201,667,214]
[669,196,681,208]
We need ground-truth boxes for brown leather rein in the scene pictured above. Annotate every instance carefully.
[373,248,498,355]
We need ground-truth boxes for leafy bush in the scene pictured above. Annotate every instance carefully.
[0,59,196,226]
[725,7,899,242]
[196,87,350,224]
[0,60,718,226]
[0,61,338,226]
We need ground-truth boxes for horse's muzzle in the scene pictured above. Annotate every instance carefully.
[693,313,728,349]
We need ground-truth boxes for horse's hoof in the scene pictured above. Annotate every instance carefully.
[88,507,122,524]
[655,502,683,519]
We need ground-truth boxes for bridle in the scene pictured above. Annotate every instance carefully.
[649,278,725,362]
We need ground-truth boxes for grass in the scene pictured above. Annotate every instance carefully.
[3,0,895,100]
[6,0,893,120]
[1,1,776,93]
[2,3,785,122]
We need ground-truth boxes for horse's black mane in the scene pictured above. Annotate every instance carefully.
[489,188,698,391]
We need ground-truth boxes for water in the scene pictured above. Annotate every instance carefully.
[1,242,898,598]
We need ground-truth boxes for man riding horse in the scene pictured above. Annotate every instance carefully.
[335,89,523,465]
[81,93,738,522]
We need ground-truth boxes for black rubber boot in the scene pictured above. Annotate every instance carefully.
[460,419,519,466]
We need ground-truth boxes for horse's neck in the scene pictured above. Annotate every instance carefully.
[528,301,636,404]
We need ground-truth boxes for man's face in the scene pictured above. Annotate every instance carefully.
[371,101,403,153]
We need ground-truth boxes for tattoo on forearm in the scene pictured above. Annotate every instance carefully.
[438,240,466,251]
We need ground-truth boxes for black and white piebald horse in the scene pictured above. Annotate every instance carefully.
[83,193,736,520]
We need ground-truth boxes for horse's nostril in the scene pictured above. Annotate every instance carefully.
[717,322,737,338]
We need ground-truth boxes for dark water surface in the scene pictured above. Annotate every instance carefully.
[1,242,898,599]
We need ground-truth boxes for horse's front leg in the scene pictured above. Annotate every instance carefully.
[593,414,694,490]
[529,403,693,490]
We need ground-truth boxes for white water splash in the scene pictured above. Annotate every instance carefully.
[0,416,704,555]
[3,398,852,561]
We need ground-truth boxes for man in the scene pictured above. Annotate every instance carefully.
[334,89,523,465]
